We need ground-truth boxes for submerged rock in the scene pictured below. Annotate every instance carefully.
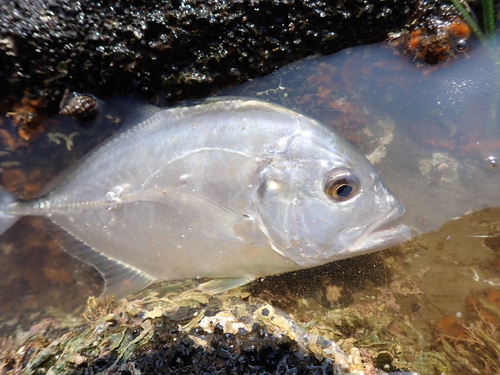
[0,284,359,375]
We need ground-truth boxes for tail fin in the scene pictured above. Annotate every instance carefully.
[0,186,20,236]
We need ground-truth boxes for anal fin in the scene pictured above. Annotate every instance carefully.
[47,220,156,299]
[198,277,255,294]
[90,251,156,299]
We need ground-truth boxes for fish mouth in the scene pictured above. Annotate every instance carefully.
[351,203,411,252]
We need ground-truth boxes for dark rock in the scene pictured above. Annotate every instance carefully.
[0,0,418,115]
[123,317,333,375]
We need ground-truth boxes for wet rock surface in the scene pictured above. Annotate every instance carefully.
[125,321,333,375]
[0,288,353,375]
[0,0,467,118]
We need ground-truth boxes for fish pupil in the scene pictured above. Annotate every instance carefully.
[336,184,353,197]
[323,169,360,201]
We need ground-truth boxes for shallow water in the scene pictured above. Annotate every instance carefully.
[0,32,499,374]
[218,37,500,234]
[216,36,500,374]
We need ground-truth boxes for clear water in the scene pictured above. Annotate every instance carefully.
[215,36,500,374]
[0,32,499,374]
[217,36,500,235]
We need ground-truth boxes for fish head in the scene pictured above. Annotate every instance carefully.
[252,125,410,267]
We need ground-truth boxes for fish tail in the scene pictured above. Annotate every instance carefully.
[0,186,20,236]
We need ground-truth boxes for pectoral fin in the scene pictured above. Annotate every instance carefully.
[198,277,256,294]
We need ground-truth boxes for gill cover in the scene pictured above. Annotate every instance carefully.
[252,160,363,267]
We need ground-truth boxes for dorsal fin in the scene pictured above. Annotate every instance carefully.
[106,97,162,135]
[39,97,161,197]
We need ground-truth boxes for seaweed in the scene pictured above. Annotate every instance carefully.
[449,0,499,134]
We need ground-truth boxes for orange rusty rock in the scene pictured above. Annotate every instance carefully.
[391,16,471,65]
[317,85,334,99]
[5,92,48,142]
[17,123,46,142]
[486,288,500,306]
[407,28,422,50]
[436,315,468,338]
[467,291,500,324]
[447,20,471,39]
[307,62,338,83]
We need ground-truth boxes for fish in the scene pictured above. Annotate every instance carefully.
[0,97,410,298]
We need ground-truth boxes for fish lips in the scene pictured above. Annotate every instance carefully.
[349,203,411,253]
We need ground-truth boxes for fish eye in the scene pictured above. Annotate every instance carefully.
[455,39,469,52]
[323,169,360,202]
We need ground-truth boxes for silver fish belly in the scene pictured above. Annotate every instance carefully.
[0,98,410,297]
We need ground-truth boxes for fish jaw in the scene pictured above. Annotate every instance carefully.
[350,202,411,253]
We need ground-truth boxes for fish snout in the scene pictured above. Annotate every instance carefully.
[352,202,411,252]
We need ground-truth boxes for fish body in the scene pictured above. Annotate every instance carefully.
[0,98,410,297]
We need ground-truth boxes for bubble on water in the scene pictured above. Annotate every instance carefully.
[485,155,497,168]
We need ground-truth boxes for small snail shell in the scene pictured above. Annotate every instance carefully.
[59,91,99,120]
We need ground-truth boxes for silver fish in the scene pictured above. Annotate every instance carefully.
[0,98,410,297]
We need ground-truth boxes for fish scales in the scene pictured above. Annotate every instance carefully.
[0,98,410,297]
